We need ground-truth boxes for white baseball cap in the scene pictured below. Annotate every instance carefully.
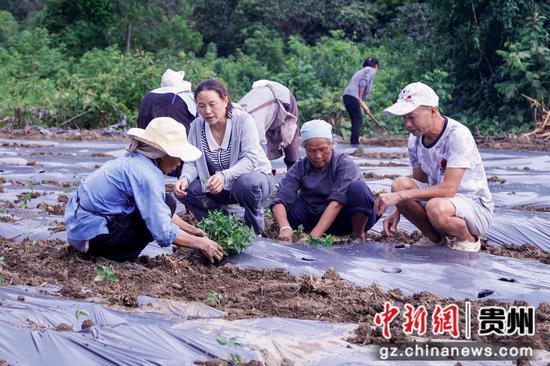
[384,82,439,116]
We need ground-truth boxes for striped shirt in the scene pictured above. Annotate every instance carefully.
[201,123,232,175]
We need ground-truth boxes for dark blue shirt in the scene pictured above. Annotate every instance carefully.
[271,152,361,215]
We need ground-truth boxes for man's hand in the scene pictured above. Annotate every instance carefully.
[298,232,309,243]
[199,238,224,263]
[175,178,189,198]
[360,100,370,115]
[206,173,224,194]
[383,210,400,237]
[277,227,294,242]
[374,192,403,215]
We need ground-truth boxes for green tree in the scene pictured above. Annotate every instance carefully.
[37,0,116,55]
[0,10,18,44]
[428,0,549,130]
[496,10,550,125]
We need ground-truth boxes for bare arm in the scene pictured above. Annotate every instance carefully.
[309,201,343,239]
[358,86,370,114]
[375,167,466,215]
[272,203,293,242]
[172,213,206,236]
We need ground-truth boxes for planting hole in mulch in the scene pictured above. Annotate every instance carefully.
[0,237,548,351]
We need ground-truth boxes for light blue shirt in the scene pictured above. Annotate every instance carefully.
[64,152,180,250]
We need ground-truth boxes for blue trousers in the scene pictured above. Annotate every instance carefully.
[287,181,379,235]
[180,171,274,234]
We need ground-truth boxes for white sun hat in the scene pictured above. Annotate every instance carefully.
[127,117,201,162]
[160,68,186,88]
[384,82,439,116]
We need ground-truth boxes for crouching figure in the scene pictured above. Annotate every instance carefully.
[375,82,494,252]
[65,117,223,263]
[271,119,379,243]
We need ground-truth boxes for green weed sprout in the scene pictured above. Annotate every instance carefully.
[75,308,90,321]
[216,336,244,364]
[0,256,5,284]
[94,265,119,282]
[197,210,254,255]
[204,290,222,308]
[306,234,335,247]
[18,180,37,209]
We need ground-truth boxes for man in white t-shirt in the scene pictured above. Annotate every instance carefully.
[374,82,493,252]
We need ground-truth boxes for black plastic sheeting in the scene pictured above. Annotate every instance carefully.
[2,137,550,364]
[3,286,549,365]
[2,139,549,249]
[231,239,550,305]
[0,286,258,365]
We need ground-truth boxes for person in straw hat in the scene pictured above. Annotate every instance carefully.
[64,117,224,263]
[271,119,379,243]
[137,68,197,178]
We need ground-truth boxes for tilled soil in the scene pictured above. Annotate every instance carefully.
[2,129,550,152]
[350,150,409,159]
[358,161,408,167]
[482,243,550,264]
[0,129,125,141]
[362,172,402,180]
[0,237,548,351]
[511,205,550,213]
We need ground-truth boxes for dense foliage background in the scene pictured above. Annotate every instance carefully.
[0,0,548,137]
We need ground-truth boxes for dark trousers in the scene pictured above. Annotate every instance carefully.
[343,95,363,145]
[287,181,379,235]
[283,129,300,169]
[179,171,274,235]
[87,194,177,262]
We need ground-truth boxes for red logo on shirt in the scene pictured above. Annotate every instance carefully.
[440,159,447,169]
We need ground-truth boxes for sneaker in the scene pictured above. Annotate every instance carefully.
[414,236,445,247]
[449,237,481,252]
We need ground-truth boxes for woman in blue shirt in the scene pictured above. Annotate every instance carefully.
[64,117,224,263]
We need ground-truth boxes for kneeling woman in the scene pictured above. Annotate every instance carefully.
[175,79,274,235]
[64,117,224,263]
[272,120,379,242]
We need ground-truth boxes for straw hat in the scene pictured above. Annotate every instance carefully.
[127,117,201,161]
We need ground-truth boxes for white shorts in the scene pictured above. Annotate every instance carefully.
[412,180,493,237]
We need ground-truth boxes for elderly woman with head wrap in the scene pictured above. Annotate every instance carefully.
[271,120,380,243]
[64,117,224,263]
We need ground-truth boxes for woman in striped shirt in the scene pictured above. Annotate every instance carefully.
[175,79,274,235]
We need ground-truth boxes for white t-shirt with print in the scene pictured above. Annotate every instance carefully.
[408,117,494,212]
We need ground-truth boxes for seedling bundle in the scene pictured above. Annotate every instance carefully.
[198,210,254,255]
